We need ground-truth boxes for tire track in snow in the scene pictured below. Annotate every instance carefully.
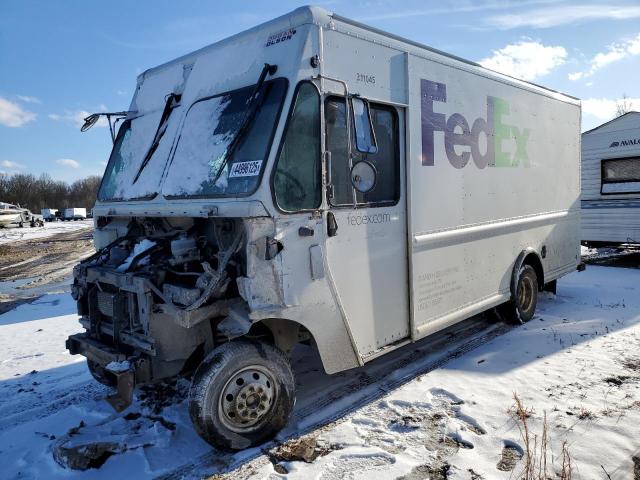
[159,316,512,479]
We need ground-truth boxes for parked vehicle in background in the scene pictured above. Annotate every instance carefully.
[42,208,59,222]
[64,207,87,221]
[581,111,640,246]
[66,6,582,450]
[0,202,44,227]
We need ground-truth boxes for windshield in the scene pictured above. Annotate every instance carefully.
[161,78,287,198]
[98,108,177,201]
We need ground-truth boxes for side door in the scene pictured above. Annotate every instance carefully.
[324,97,410,358]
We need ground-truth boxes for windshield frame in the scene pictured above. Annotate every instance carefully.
[161,77,289,201]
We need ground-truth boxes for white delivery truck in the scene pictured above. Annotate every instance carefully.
[66,6,581,450]
[582,111,640,245]
[42,208,58,222]
[64,207,87,221]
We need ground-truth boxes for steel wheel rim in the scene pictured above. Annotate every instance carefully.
[518,275,534,313]
[218,365,277,433]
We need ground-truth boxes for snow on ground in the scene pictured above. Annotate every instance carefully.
[0,219,93,245]
[0,266,639,479]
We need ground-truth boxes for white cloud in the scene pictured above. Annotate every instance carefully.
[569,33,640,81]
[56,158,80,168]
[479,40,567,81]
[582,97,640,121]
[1,160,25,170]
[358,0,556,22]
[0,97,37,127]
[48,105,109,128]
[487,5,640,29]
[17,95,41,104]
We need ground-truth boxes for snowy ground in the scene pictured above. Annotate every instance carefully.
[0,219,93,245]
[0,265,639,479]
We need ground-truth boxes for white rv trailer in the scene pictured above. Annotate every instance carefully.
[66,6,581,449]
[582,111,640,245]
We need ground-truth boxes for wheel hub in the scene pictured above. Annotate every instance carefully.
[219,366,276,432]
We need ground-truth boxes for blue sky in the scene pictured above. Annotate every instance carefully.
[1,0,639,182]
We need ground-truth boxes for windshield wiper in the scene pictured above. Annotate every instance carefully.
[210,63,278,186]
[133,93,181,184]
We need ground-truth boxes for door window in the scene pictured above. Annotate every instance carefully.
[273,82,322,211]
[325,97,400,207]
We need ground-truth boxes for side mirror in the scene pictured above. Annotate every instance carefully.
[81,114,101,132]
[350,161,377,193]
[351,98,378,154]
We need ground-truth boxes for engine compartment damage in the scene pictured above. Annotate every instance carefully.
[66,215,287,410]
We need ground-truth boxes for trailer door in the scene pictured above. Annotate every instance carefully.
[324,97,409,357]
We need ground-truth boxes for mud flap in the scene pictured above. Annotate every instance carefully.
[107,369,135,412]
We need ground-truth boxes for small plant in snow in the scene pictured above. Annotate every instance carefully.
[511,393,573,479]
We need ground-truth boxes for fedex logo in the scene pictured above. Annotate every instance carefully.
[421,79,531,168]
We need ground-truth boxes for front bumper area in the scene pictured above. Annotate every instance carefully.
[67,333,151,411]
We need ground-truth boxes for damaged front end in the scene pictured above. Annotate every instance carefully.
[66,216,253,410]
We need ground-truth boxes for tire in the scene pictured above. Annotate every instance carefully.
[189,340,295,451]
[87,359,117,387]
[500,264,538,324]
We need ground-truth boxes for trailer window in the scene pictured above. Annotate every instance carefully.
[325,98,400,206]
[273,82,321,212]
[602,156,640,194]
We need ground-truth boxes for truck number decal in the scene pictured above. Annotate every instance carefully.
[229,160,263,178]
[356,73,376,84]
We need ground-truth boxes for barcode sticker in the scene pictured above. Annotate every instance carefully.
[228,160,263,178]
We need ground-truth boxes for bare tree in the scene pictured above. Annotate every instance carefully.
[0,173,101,211]
[615,94,633,117]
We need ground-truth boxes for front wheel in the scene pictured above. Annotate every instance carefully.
[189,340,295,451]
[499,264,538,324]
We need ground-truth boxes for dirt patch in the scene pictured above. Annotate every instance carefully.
[496,444,523,472]
[622,358,640,372]
[0,227,94,312]
[53,412,177,470]
[604,375,632,386]
[398,462,451,480]
[0,228,94,280]
[268,435,338,473]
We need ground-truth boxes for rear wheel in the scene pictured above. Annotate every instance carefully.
[87,359,117,387]
[500,264,538,324]
[189,340,295,451]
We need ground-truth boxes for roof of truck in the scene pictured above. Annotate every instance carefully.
[140,5,579,102]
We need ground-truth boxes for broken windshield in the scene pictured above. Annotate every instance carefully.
[162,78,287,198]
[98,108,178,202]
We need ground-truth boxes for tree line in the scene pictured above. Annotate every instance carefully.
[0,173,102,212]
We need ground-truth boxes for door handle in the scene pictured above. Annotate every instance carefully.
[327,211,338,237]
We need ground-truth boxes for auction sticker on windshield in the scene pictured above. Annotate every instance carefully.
[228,160,263,178]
